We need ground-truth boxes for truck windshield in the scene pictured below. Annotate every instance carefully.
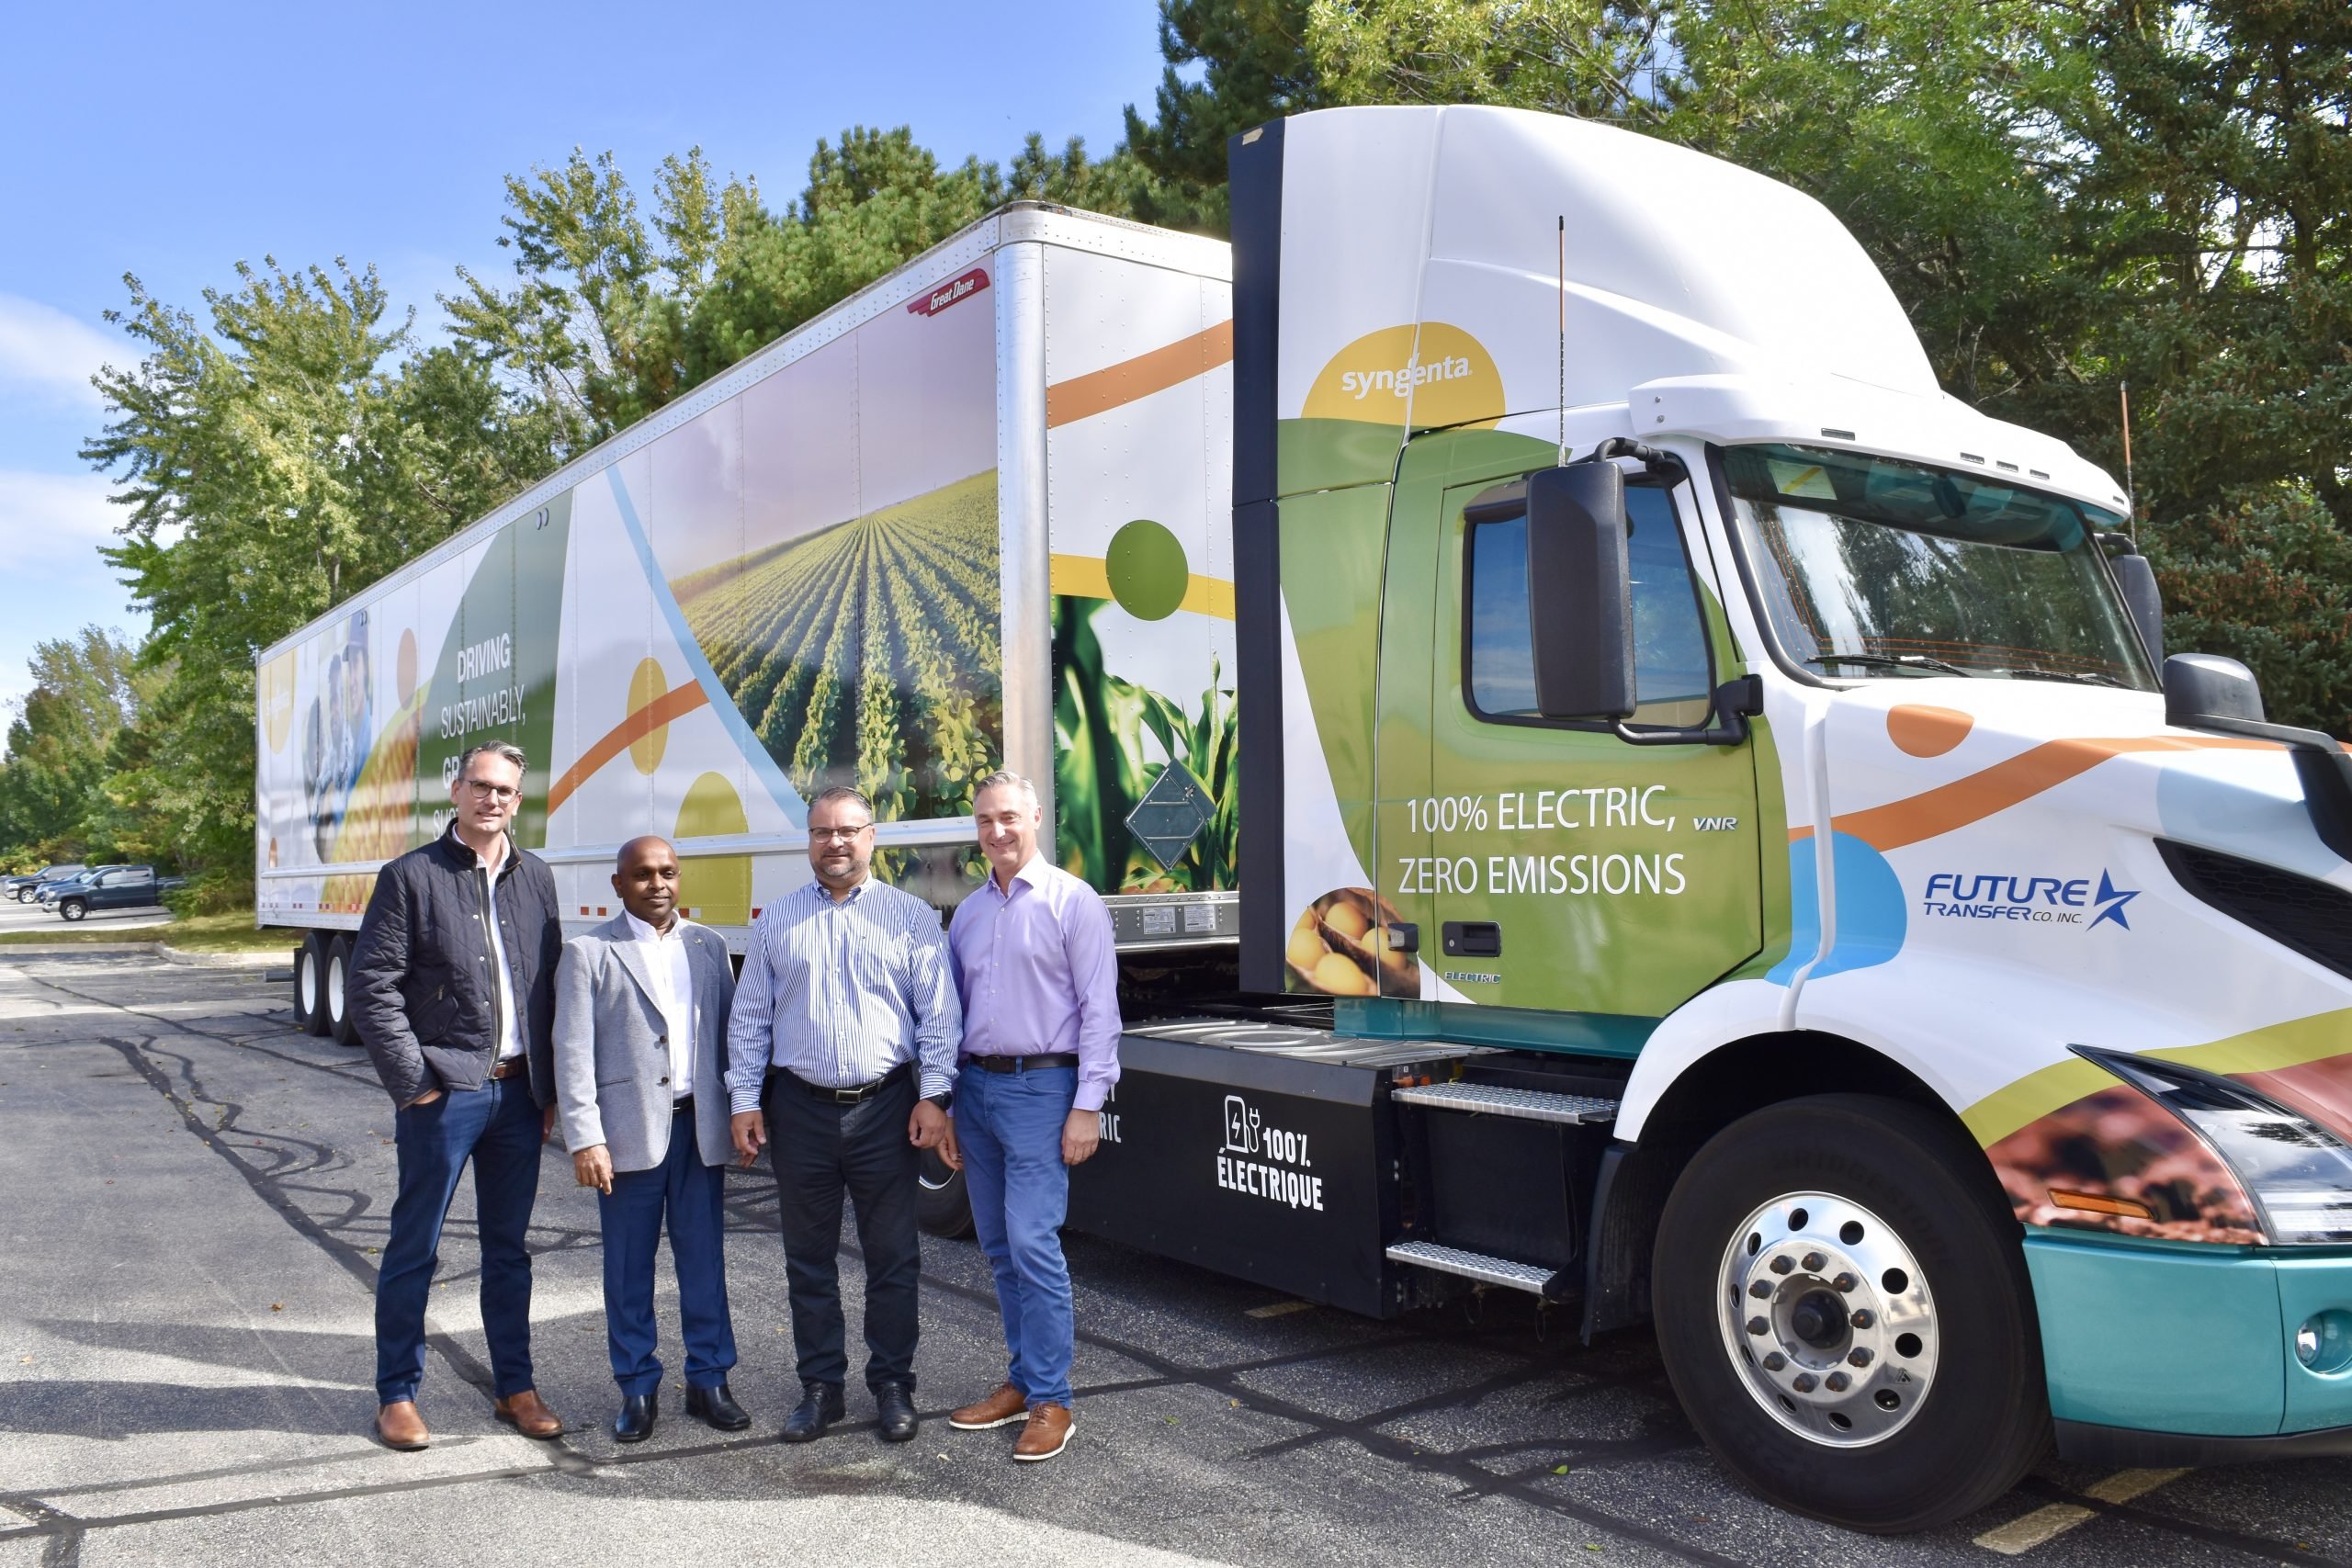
[1720,443,2157,689]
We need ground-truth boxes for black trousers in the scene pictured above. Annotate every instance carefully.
[763,1069,921,1392]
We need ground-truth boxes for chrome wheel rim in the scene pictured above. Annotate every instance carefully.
[1715,1191,1939,1448]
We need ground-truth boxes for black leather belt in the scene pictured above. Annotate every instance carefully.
[964,1053,1080,1074]
[673,1096,695,1117]
[775,1060,910,1104]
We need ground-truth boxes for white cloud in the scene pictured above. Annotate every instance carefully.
[0,295,125,409]
[0,468,132,570]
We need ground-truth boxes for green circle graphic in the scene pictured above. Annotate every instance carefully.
[1105,518,1190,622]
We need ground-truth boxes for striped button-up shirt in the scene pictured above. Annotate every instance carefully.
[724,875,961,1113]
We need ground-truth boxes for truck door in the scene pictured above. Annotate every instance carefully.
[1418,468,1762,1023]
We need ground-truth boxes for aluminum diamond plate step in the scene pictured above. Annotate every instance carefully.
[1385,1240,1554,1294]
[1390,1081,1619,1124]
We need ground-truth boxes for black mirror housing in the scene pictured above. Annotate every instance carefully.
[1526,462,1636,720]
[2164,652,2265,728]
[2109,551,2164,664]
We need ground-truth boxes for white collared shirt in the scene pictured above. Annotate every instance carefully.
[624,908,697,1100]
[469,840,523,1062]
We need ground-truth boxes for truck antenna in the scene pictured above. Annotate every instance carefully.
[2119,380,2135,544]
[1557,215,1568,467]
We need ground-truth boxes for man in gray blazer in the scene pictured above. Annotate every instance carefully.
[554,836,750,1443]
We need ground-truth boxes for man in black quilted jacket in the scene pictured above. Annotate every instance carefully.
[350,739,567,1451]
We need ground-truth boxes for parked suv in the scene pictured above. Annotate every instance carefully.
[6,864,85,902]
[47,865,179,921]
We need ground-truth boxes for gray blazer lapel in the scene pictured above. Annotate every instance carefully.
[603,916,665,1017]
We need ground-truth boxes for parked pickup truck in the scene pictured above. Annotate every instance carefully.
[46,865,181,921]
[6,864,85,902]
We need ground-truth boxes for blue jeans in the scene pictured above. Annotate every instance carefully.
[599,1108,737,1396]
[955,1063,1078,1406]
[375,1076,541,1404]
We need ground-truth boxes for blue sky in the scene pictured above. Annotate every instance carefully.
[0,0,1170,720]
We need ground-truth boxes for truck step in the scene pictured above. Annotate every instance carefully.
[1389,1081,1619,1124]
[1385,1240,1555,1294]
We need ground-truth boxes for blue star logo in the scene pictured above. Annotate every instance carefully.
[2089,871,2140,931]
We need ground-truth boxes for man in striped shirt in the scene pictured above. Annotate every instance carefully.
[726,785,960,1444]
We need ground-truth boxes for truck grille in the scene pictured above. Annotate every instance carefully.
[2157,840,2352,981]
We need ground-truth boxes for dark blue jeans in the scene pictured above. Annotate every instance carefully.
[375,1076,541,1404]
[955,1062,1078,1406]
[598,1108,737,1396]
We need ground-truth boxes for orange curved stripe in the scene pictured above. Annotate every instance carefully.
[1046,320,1233,429]
[1830,733,2280,852]
[547,682,711,816]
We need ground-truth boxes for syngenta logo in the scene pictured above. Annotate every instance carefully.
[1302,322,1503,428]
[1340,354,1476,402]
[1920,870,2140,930]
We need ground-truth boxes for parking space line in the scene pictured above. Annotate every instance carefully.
[1973,1468,2188,1555]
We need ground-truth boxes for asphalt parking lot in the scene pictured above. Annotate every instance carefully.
[4,950,2350,1567]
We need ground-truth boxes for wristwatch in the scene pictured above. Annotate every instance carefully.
[922,1090,953,1114]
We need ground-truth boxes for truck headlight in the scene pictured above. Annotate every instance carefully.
[2075,1047,2352,1246]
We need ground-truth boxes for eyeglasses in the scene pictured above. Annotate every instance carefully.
[460,780,521,802]
[809,824,872,842]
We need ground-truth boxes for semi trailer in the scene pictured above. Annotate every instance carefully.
[257,105,2352,1531]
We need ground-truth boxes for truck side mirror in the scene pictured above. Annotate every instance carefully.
[2109,551,2164,664]
[1526,462,1636,720]
[2164,652,2265,727]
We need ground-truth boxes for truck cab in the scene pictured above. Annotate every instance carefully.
[1189,105,2352,1530]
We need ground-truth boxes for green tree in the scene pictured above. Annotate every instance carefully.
[0,626,141,863]
[1125,0,1328,231]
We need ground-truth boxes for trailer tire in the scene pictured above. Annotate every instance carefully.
[1652,1093,2046,1534]
[294,934,333,1037]
[916,1149,975,1239]
[325,935,363,1047]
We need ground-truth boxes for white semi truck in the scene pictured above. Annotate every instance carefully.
[257,106,2352,1531]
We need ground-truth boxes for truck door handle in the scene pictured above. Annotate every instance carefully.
[1441,921,1501,957]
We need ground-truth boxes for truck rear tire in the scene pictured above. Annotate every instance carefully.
[326,935,362,1047]
[917,1150,975,1239]
[1651,1093,2047,1533]
[295,934,332,1037]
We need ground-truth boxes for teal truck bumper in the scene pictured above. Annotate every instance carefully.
[2027,1228,2352,1465]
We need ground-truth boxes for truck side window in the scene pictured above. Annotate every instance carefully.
[1466,483,1713,726]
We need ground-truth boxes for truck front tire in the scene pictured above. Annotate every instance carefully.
[917,1150,975,1239]
[1652,1093,2047,1533]
[59,898,86,921]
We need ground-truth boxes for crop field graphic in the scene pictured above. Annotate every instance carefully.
[675,471,1002,823]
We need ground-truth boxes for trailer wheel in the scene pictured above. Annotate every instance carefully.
[1652,1093,2046,1533]
[294,934,332,1037]
[325,935,363,1047]
[916,1148,974,1239]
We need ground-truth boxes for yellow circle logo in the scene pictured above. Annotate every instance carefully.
[1303,322,1503,429]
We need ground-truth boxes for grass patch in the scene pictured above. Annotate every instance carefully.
[0,909,298,953]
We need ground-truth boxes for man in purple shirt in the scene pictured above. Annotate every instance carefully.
[944,770,1119,1461]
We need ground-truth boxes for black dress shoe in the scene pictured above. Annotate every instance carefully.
[779,1380,845,1444]
[613,1391,658,1444]
[875,1382,918,1443]
[685,1382,751,1431]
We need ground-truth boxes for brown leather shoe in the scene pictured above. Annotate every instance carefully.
[375,1400,429,1450]
[492,1389,564,1438]
[1012,1402,1073,1461]
[947,1381,1029,1430]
